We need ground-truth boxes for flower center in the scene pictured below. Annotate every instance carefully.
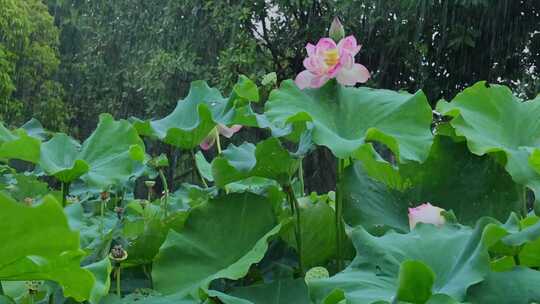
[323,49,340,67]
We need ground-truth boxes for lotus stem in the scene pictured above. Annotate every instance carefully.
[285,185,304,275]
[158,169,169,217]
[116,267,121,297]
[298,159,305,196]
[60,182,69,207]
[0,281,4,295]
[215,128,222,154]
[335,158,346,271]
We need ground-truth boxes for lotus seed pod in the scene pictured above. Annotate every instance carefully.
[305,266,330,283]
[145,180,156,188]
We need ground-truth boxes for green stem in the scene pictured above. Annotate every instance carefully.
[61,182,69,207]
[335,158,346,271]
[116,266,122,297]
[147,187,152,201]
[100,200,105,235]
[215,128,222,154]
[158,169,169,195]
[158,169,169,217]
[285,185,304,274]
[514,253,521,266]
[28,293,34,304]
[0,281,4,295]
[298,158,305,196]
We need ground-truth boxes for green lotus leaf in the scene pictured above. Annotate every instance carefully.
[123,201,188,266]
[208,278,310,304]
[84,258,113,304]
[0,122,41,163]
[467,267,540,303]
[21,118,48,140]
[396,260,436,304]
[482,213,540,268]
[0,173,50,202]
[133,76,258,149]
[152,193,281,296]
[263,80,433,161]
[436,81,540,199]
[195,151,213,182]
[344,135,522,234]
[308,220,498,303]
[0,193,100,302]
[39,113,145,188]
[211,137,300,188]
[282,197,337,268]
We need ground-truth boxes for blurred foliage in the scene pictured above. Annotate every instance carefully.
[20,0,532,137]
[0,0,68,131]
[0,0,538,190]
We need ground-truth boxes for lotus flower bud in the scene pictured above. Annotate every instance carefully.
[329,17,345,42]
[408,203,446,229]
[24,197,33,206]
[100,191,110,202]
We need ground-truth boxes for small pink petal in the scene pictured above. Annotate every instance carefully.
[408,203,446,229]
[315,38,338,55]
[200,133,217,150]
[306,43,316,57]
[218,124,242,138]
[310,74,331,88]
[336,63,370,86]
[337,35,361,56]
[303,56,322,72]
[340,53,354,69]
[295,70,317,89]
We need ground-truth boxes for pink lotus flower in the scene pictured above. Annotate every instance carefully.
[408,203,446,229]
[200,124,242,150]
[295,36,370,89]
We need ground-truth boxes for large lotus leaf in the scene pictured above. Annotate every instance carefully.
[39,113,145,188]
[481,214,540,268]
[133,76,258,149]
[436,81,540,199]
[123,202,188,266]
[263,79,433,161]
[0,194,99,302]
[308,220,498,303]
[467,267,540,303]
[344,135,521,233]
[211,137,300,187]
[282,197,337,268]
[208,278,310,304]
[21,118,48,140]
[0,122,40,163]
[84,258,113,304]
[152,193,281,296]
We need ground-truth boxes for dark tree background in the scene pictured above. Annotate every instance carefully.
[1,0,539,191]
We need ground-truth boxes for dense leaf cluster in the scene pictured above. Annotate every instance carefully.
[1,76,540,303]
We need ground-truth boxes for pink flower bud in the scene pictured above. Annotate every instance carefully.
[329,17,345,42]
[408,203,446,229]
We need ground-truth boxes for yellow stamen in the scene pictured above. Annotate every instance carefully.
[324,49,340,67]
